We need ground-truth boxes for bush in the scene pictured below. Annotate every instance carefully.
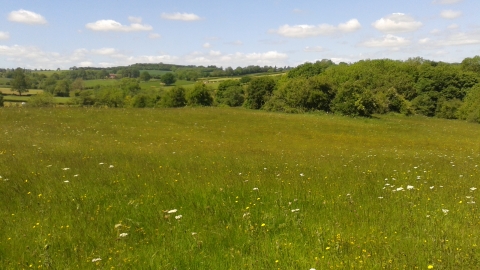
[411,91,439,116]
[436,99,462,119]
[0,93,3,107]
[331,82,377,117]
[244,77,276,109]
[28,93,55,107]
[160,87,186,108]
[457,84,480,123]
[187,83,213,106]
[215,80,244,107]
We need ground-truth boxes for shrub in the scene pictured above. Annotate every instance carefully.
[244,77,276,109]
[187,83,213,106]
[160,87,186,108]
[0,93,3,107]
[331,82,377,117]
[28,93,55,107]
[215,80,244,107]
[436,98,463,119]
[457,84,480,123]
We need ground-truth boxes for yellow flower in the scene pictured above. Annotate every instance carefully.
[428,265,434,269]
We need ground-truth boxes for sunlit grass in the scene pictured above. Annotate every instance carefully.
[0,107,479,269]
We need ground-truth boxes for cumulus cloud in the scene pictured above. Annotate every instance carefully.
[91,48,118,55]
[86,19,152,32]
[440,10,462,19]
[304,46,325,52]
[273,19,361,38]
[148,33,161,39]
[0,32,10,40]
[161,12,201,21]
[433,0,462,4]
[361,34,411,47]
[8,9,47,25]
[373,13,422,33]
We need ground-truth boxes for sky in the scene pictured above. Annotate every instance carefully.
[0,0,479,69]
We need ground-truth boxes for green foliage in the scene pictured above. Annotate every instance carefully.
[27,92,55,107]
[331,82,377,117]
[239,76,252,84]
[95,86,125,107]
[0,93,3,107]
[457,84,480,122]
[374,88,413,115]
[75,90,96,106]
[54,79,70,97]
[287,59,335,78]
[411,91,439,116]
[160,86,186,107]
[11,68,29,95]
[140,71,151,82]
[71,78,85,91]
[215,80,244,107]
[244,76,276,109]
[187,82,213,106]
[161,73,177,85]
[127,89,161,108]
[435,98,463,119]
[461,55,480,73]
[264,76,334,112]
[118,78,141,95]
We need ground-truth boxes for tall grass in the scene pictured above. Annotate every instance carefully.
[0,108,479,269]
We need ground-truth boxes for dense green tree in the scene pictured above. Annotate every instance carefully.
[331,82,377,117]
[187,83,213,106]
[0,93,3,107]
[71,78,85,92]
[11,68,29,95]
[140,71,151,82]
[54,80,70,97]
[118,78,141,95]
[457,84,480,122]
[161,73,176,85]
[28,92,55,107]
[244,77,276,109]
[215,80,244,106]
[160,87,186,107]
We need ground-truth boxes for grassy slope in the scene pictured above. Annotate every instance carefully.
[0,108,479,269]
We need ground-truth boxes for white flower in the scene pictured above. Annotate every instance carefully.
[64,180,69,183]
[99,163,104,165]
[92,258,102,262]
[396,187,404,191]
[407,185,414,190]
[73,174,79,177]
[46,165,52,167]
[430,186,434,189]
[300,173,304,177]
[191,232,197,236]
[109,165,114,168]
[378,197,383,199]
[175,215,182,220]
[119,233,128,238]
[167,209,177,214]
[291,209,300,213]
[442,209,449,215]
[470,187,477,191]
[416,176,421,180]
[62,168,70,170]
[253,187,259,191]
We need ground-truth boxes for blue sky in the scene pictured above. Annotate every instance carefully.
[0,0,479,69]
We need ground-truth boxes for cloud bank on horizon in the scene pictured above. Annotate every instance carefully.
[0,0,478,69]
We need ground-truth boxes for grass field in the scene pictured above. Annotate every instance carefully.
[0,108,479,269]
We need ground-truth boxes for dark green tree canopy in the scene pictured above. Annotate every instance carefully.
[11,68,29,95]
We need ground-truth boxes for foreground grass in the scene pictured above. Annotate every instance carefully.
[0,108,479,269]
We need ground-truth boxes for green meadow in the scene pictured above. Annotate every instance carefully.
[0,107,479,269]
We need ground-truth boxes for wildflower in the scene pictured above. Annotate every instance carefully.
[175,215,182,220]
[442,209,449,215]
[378,197,383,199]
[46,165,52,167]
[300,173,304,177]
[253,187,259,191]
[396,187,404,191]
[261,223,266,227]
[99,162,104,165]
[114,224,122,229]
[109,165,114,168]
[119,233,128,238]
[291,209,300,213]
[64,180,69,183]
[191,232,197,236]
[430,186,434,189]
[326,247,330,250]
[62,168,70,170]
[167,209,177,214]
[428,265,434,269]
[416,176,421,180]
[407,185,414,190]
[73,174,79,177]
[470,187,477,191]
[92,258,102,262]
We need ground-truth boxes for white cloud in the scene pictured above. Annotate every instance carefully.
[203,42,211,48]
[8,9,47,25]
[361,34,411,47]
[183,50,288,66]
[273,19,361,38]
[148,33,161,39]
[440,10,462,19]
[85,19,152,32]
[79,61,93,67]
[0,31,10,40]
[128,16,143,23]
[373,13,422,33]
[91,48,118,55]
[304,46,325,52]
[433,0,462,4]
[161,12,201,21]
